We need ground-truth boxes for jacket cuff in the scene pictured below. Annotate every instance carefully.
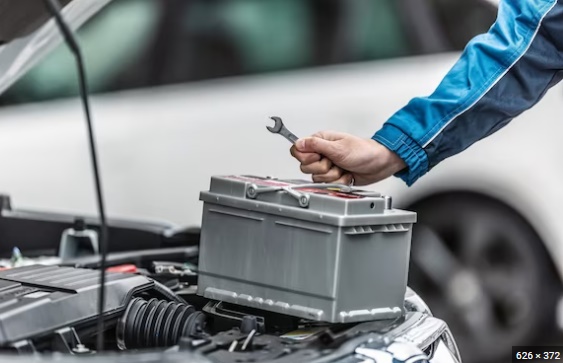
[372,124,429,186]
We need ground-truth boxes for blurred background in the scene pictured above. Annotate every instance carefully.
[0,1,562,362]
[0,0,493,104]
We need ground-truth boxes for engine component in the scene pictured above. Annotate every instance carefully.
[0,247,61,269]
[58,218,99,260]
[240,316,258,334]
[198,175,416,324]
[182,329,289,363]
[117,297,206,349]
[0,264,152,349]
[0,256,461,362]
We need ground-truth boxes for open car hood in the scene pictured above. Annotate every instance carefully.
[0,0,111,96]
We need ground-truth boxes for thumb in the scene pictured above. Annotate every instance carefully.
[295,137,340,158]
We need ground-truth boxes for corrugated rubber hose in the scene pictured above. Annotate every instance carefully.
[117,297,206,349]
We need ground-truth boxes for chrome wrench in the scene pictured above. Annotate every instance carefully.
[266,116,299,144]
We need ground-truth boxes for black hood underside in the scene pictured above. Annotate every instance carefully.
[0,0,72,44]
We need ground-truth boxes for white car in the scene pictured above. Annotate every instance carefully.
[0,0,558,362]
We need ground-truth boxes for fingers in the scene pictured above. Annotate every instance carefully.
[290,145,321,165]
[295,137,341,161]
[312,165,344,183]
[294,151,347,184]
[291,130,354,185]
[332,173,354,186]
[300,157,331,174]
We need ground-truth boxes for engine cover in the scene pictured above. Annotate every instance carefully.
[0,265,152,346]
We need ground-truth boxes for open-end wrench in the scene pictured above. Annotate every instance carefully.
[266,116,299,144]
[266,116,355,186]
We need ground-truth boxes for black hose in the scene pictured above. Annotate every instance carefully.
[151,279,188,305]
[117,297,206,349]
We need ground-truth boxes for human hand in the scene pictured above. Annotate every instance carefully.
[290,131,406,186]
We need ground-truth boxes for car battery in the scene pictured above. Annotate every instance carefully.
[197,175,417,323]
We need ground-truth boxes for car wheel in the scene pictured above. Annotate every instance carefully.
[406,192,561,363]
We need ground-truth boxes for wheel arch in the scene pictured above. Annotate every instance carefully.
[398,185,563,288]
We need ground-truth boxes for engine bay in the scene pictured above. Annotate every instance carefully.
[0,193,459,363]
[0,255,441,363]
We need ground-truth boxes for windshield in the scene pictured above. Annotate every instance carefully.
[0,0,496,106]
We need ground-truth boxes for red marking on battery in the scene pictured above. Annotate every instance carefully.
[296,187,364,199]
[106,264,138,273]
[226,176,365,198]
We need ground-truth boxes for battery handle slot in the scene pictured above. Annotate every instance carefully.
[245,184,310,208]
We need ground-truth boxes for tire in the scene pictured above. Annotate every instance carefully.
[406,192,561,363]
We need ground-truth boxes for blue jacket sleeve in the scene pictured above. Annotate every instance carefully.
[373,0,563,186]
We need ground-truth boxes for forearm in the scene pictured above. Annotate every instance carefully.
[373,0,563,186]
